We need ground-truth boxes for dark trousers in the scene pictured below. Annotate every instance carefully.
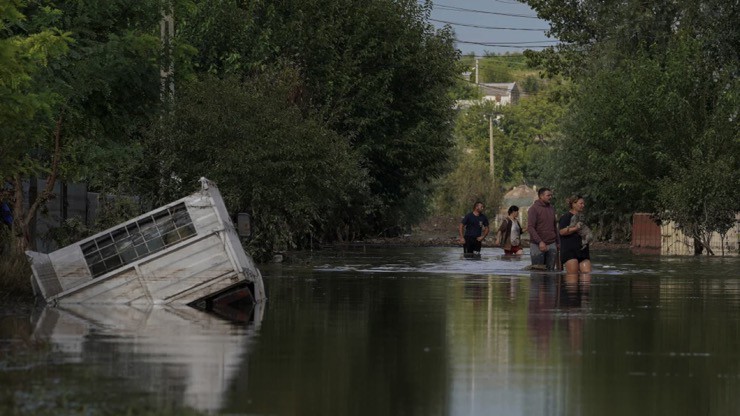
[464,236,482,254]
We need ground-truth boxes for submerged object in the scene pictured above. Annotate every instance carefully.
[27,177,265,307]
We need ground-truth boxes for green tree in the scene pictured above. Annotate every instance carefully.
[498,80,571,186]
[1,2,71,252]
[432,78,569,217]
[177,0,460,236]
[431,101,507,216]
[432,150,502,218]
[478,58,514,83]
[523,0,739,246]
[146,71,365,261]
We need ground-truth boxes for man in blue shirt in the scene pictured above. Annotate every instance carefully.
[458,201,489,257]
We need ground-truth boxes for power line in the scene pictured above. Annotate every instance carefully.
[492,40,558,44]
[430,18,548,31]
[457,39,559,45]
[434,3,542,19]
[491,0,525,5]
[455,39,558,48]
[461,54,531,59]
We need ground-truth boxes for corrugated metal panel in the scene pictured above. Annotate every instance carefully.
[660,222,694,256]
[163,274,241,305]
[660,215,740,256]
[35,179,63,252]
[631,213,661,254]
[67,183,87,222]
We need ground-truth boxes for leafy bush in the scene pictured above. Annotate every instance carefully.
[145,69,365,261]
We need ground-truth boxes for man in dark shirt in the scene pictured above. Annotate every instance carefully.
[527,188,559,270]
[458,201,489,257]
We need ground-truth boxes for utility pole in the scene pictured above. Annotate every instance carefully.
[488,114,494,177]
[475,58,479,84]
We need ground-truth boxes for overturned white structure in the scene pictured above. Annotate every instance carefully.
[27,178,265,307]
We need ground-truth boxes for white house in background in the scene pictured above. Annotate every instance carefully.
[480,82,520,105]
[455,82,521,109]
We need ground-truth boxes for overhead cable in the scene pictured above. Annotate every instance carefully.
[434,3,542,19]
[430,18,548,31]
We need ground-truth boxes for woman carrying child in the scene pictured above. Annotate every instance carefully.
[558,195,592,274]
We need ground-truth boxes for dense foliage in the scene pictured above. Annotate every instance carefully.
[2,0,460,262]
[174,0,460,240]
[3,0,735,265]
[1,0,168,252]
[434,75,569,218]
[524,0,739,244]
[145,70,364,259]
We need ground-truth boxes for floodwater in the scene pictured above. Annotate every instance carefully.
[1,246,739,416]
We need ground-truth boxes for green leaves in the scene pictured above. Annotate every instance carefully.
[0,3,71,180]
[148,70,365,260]
[528,4,740,244]
[176,0,459,236]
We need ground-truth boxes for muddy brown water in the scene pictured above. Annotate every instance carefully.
[1,246,739,415]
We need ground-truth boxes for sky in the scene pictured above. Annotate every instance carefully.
[425,0,558,56]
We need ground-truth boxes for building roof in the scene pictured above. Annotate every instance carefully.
[479,82,518,96]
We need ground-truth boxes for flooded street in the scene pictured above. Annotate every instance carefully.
[1,246,739,415]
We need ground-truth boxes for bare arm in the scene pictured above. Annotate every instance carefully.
[559,222,581,236]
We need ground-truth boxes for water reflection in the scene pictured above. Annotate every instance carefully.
[2,247,740,415]
[30,303,262,413]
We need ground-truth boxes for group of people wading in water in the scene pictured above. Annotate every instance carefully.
[458,188,592,274]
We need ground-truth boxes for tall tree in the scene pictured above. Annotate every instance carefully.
[2,1,179,251]
[524,0,740,245]
[147,71,365,260]
[177,0,460,236]
[1,2,71,252]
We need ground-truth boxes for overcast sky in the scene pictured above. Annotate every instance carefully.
[425,0,557,56]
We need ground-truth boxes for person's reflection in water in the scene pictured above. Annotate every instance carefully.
[527,273,558,354]
[527,273,592,355]
[561,273,591,307]
[560,273,591,353]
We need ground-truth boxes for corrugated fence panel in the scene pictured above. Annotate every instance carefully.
[661,215,740,256]
[661,222,694,256]
[631,213,661,254]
